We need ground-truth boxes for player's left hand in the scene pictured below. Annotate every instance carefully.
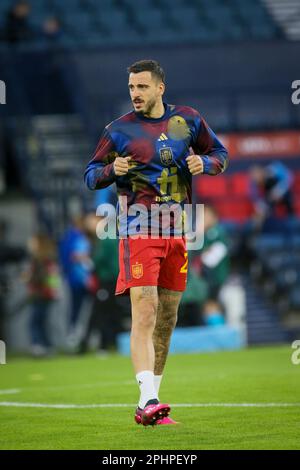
[186,154,204,175]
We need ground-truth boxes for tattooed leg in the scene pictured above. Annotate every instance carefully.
[130,286,158,374]
[153,287,182,376]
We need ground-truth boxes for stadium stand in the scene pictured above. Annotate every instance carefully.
[5,114,93,238]
[248,228,300,332]
[0,0,284,47]
[263,0,300,40]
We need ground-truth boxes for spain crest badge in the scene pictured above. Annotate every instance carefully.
[132,262,143,279]
[159,147,173,166]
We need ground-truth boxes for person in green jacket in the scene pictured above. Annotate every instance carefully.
[180,205,230,326]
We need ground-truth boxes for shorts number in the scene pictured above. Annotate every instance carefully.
[180,252,188,274]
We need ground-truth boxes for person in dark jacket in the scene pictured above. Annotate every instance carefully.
[250,161,294,230]
[3,1,34,43]
[0,219,25,342]
[26,233,60,356]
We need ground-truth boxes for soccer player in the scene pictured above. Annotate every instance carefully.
[84,60,228,426]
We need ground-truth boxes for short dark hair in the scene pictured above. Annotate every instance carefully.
[127,60,165,83]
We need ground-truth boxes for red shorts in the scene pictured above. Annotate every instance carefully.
[116,237,188,295]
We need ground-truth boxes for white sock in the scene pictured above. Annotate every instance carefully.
[136,370,158,409]
[154,375,163,398]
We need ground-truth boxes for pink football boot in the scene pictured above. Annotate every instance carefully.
[134,407,143,424]
[156,416,179,425]
[141,402,171,426]
[134,401,171,426]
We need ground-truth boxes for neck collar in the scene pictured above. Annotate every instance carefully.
[134,102,170,123]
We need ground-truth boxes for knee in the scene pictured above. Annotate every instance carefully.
[158,309,178,331]
[165,310,178,330]
[132,299,157,332]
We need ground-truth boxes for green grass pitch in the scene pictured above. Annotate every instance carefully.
[0,345,299,450]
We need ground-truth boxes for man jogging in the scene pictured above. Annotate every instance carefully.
[84,59,228,426]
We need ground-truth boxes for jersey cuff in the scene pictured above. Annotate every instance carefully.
[200,156,211,174]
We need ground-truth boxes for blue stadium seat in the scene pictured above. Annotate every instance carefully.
[62,12,93,35]
[251,235,286,254]
[204,5,242,33]
[0,0,281,47]
[96,10,131,33]
[133,8,170,32]
[157,0,189,8]
[49,0,83,10]
[168,7,202,30]
[87,0,118,9]
[121,0,156,9]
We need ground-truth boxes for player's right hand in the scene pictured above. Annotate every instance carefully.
[113,156,132,176]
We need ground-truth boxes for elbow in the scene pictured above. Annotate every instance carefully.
[84,164,115,190]
[206,151,229,175]
[84,170,97,190]
[219,150,229,174]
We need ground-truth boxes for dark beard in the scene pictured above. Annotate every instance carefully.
[135,98,156,117]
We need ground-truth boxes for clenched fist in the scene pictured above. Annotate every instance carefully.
[113,156,132,176]
[186,154,204,175]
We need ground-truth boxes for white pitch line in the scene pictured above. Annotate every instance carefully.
[26,380,136,392]
[0,402,134,409]
[0,389,21,395]
[1,402,300,409]
[175,403,300,408]
[0,381,135,394]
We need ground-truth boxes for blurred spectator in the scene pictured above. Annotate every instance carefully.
[59,214,95,341]
[179,267,208,326]
[3,0,34,44]
[42,16,63,43]
[202,299,225,327]
[79,215,121,354]
[250,161,294,229]
[200,205,230,301]
[26,233,60,357]
[0,219,26,342]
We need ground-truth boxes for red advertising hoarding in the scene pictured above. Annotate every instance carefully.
[219,131,300,160]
